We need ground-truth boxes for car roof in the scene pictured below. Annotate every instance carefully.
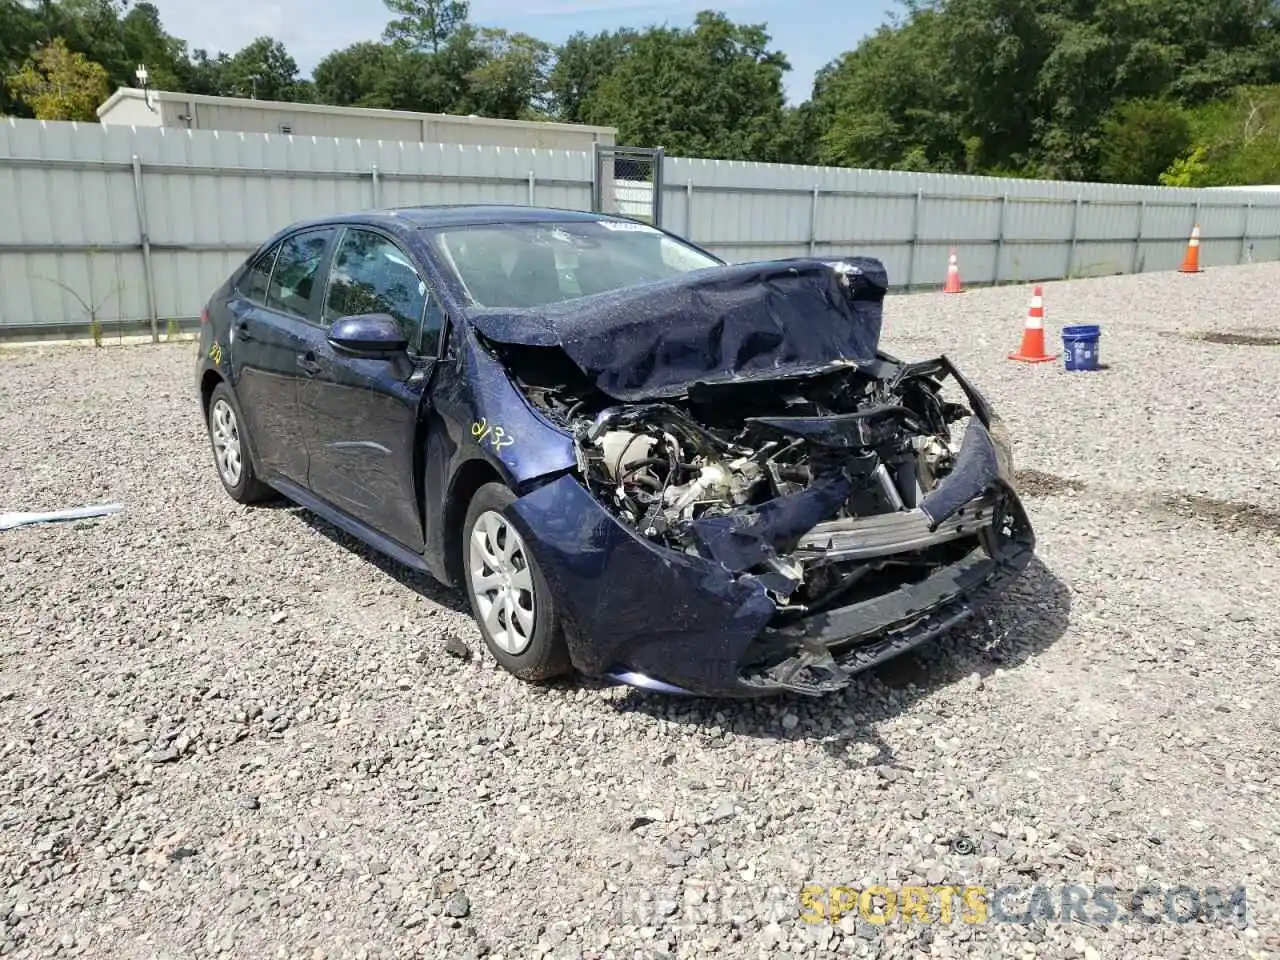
[388,204,626,228]
[281,204,635,235]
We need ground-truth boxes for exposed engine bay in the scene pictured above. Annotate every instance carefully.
[499,345,997,620]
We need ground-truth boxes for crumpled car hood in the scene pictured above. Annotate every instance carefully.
[465,257,888,402]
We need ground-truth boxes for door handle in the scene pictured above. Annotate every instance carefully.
[296,352,322,376]
[236,320,255,342]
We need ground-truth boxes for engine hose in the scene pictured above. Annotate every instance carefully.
[619,457,698,483]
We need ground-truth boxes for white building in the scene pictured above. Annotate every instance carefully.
[96,87,618,153]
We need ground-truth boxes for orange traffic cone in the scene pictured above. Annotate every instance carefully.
[1008,285,1058,364]
[943,250,963,294]
[1179,225,1202,273]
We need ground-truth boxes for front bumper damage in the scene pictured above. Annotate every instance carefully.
[505,384,1036,698]
[739,485,1034,696]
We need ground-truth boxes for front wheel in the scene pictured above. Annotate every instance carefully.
[461,482,572,683]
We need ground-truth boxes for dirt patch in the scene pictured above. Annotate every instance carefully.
[1186,331,1280,347]
[1157,494,1280,534]
[1015,470,1087,497]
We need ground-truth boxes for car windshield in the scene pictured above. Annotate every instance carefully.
[430,219,722,309]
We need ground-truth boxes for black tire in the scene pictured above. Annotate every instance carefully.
[206,382,275,505]
[461,482,572,683]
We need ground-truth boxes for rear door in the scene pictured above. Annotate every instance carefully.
[297,226,445,550]
[228,226,336,483]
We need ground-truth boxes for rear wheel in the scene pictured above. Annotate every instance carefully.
[461,482,572,682]
[206,382,274,504]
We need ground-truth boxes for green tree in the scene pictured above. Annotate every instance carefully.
[0,0,46,116]
[223,36,301,101]
[386,49,462,112]
[812,11,963,172]
[808,0,1280,181]
[383,0,469,55]
[186,48,231,96]
[585,11,791,160]
[461,28,552,119]
[1173,84,1280,185]
[1159,145,1212,187]
[313,41,402,107]
[45,0,128,84]
[1098,99,1192,184]
[547,29,636,124]
[6,35,109,120]
[770,103,822,165]
[384,31,486,113]
[119,2,192,91]
[934,0,1052,172]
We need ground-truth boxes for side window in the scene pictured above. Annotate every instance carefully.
[265,228,334,319]
[323,228,429,348]
[239,245,279,304]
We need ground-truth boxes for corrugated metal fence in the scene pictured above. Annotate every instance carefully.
[0,119,592,338]
[662,159,1280,286]
[3,117,1279,338]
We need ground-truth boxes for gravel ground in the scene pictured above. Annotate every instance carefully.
[1,262,1278,960]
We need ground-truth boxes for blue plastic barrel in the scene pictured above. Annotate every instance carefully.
[1062,324,1101,371]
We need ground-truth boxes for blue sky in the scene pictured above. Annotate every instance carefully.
[147,0,899,104]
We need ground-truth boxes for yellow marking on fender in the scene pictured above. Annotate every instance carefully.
[471,417,515,451]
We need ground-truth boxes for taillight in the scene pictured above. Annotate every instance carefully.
[200,308,209,325]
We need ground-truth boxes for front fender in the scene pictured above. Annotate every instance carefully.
[445,322,577,487]
[504,474,777,696]
[421,323,577,585]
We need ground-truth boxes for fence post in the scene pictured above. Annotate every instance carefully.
[528,171,536,206]
[370,164,381,208]
[1132,199,1146,274]
[130,155,159,343]
[1239,202,1251,264]
[651,147,665,227]
[808,186,820,257]
[1068,195,1082,278]
[590,142,603,213]
[906,188,922,289]
[993,193,1008,286]
[685,179,694,236]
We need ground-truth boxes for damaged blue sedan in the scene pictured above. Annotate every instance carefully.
[195,204,1035,698]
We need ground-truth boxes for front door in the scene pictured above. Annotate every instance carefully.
[228,226,334,483]
[297,227,445,552]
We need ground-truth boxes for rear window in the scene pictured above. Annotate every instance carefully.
[239,246,278,304]
[266,228,334,319]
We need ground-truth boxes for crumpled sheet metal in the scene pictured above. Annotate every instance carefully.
[467,257,889,401]
[684,474,854,575]
[0,503,124,532]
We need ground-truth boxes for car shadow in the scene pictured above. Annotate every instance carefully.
[288,507,472,615]
[600,557,1072,766]
[266,491,1072,755]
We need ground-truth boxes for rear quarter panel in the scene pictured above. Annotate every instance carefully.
[195,280,235,400]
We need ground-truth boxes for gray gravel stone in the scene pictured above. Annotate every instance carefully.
[1,265,1277,958]
[444,892,471,918]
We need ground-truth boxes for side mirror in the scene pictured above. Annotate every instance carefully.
[328,313,408,357]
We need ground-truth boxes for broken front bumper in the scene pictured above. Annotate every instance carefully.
[505,411,1034,699]
[738,495,1034,695]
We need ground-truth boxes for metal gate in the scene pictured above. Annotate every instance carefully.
[591,144,665,226]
